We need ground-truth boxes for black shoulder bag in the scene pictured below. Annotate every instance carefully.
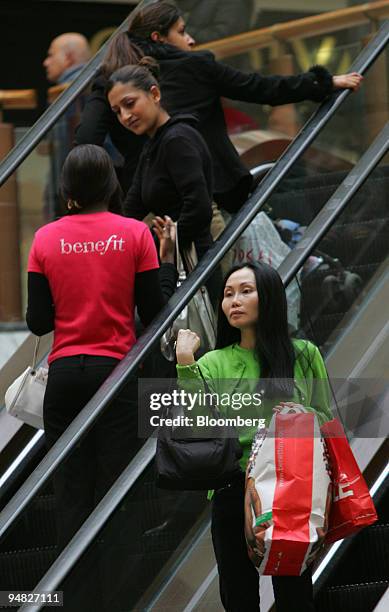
[155,369,243,490]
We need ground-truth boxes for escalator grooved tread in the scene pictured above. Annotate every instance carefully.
[316,580,388,612]
[0,545,57,591]
[0,494,57,552]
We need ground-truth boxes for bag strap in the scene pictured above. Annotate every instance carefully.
[198,366,220,418]
[174,223,186,282]
[175,223,198,275]
[277,405,309,415]
[32,337,40,371]
[182,243,198,273]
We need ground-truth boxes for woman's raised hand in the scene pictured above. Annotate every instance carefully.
[152,215,176,264]
[332,72,363,92]
[176,329,200,366]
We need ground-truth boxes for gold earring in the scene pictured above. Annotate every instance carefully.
[67,199,82,210]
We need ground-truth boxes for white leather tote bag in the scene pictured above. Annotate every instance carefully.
[5,337,47,429]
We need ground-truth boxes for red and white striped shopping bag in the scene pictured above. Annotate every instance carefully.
[245,407,331,575]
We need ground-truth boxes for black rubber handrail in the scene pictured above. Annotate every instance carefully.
[0,0,155,188]
[0,21,387,544]
[19,114,389,612]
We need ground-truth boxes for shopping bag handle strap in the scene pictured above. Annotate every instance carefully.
[276,405,309,415]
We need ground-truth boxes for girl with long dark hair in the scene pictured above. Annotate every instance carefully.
[76,1,362,207]
[176,262,332,611]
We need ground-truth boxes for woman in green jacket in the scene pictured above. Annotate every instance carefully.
[176,262,332,612]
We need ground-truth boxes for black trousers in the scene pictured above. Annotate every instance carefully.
[43,355,141,551]
[211,473,315,612]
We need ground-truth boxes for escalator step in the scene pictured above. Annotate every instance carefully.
[0,495,57,552]
[326,524,389,585]
[316,581,388,612]
[0,546,57,591]
[357,525,389,581]
[327,219,389,267]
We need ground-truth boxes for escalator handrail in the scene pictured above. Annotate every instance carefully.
[0,430,45,507]
[0,0,152,188]
[0,0,383,190]
[0,22,387,543]
[20,118,389,609]
[197,0,389,59]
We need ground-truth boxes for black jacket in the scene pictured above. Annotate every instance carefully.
[124,114,213,252]
[76,41,333,209]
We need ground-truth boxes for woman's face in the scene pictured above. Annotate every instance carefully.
[222,267,259,330]
[108,82,162,137]
[160,17,195,51]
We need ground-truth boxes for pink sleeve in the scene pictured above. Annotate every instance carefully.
[27,237,44,274]
[136,224,159,273]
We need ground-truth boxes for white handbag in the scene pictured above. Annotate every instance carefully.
[4,337,47,429]
[160,228,216,361]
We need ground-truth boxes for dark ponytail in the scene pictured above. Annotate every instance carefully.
[102,2,181,77]
[102,32,144,78]
[138,55,160,81]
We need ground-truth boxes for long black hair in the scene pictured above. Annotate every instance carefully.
[216,262,296,397]
[102,2,181,76]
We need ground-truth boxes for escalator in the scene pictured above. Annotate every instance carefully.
[142,126,389,612]
[55,121,389,612]
[1,115,385,612]
[0,3,388,611]
[0,0,387,486]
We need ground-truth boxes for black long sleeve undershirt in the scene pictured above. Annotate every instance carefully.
[26,265,178,337]
[26,273,55,336]
[134,264,177,328]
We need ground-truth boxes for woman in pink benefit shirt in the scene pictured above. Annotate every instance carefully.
[26,144,177,552]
